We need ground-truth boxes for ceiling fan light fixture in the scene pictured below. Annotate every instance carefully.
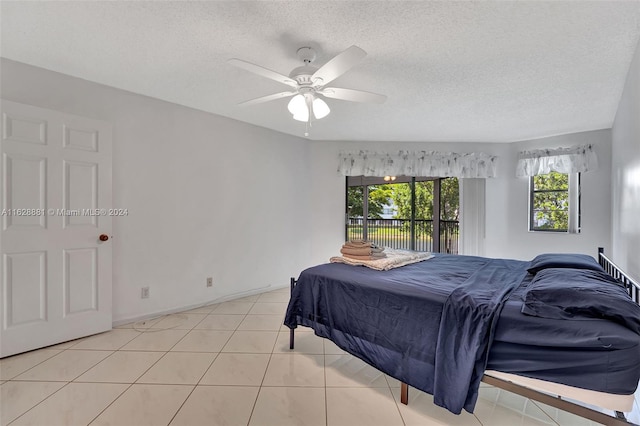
[292,111,309,122]
[312,97,330,119]
[287,94,306,116]
[230,45,385,133]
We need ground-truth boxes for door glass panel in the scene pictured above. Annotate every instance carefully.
[346,177,459,254]
[440,178,460,254]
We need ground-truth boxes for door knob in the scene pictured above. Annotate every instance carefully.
[99,234,109,242]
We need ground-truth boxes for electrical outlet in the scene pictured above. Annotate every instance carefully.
[206,277,213,287]
[141,286,150,299]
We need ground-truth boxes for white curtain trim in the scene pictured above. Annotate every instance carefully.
[516,144,598,177]
[337,150,498,178]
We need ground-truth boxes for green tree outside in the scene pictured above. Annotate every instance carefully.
[531,172,569,230]
[440,178,460,221]
[347,178,459,221]
[347,184,393,219]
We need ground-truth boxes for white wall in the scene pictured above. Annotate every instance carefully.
[308,132,612,263]
[612,38,640,280]
[1,58,313,323]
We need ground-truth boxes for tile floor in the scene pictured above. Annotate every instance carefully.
[1,287,639,426]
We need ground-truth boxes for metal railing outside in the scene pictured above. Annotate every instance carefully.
[347,218,459,254]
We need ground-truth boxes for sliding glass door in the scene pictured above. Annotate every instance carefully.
[346,176,459,253]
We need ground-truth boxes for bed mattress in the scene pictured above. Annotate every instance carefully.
[284,253,640,413]
[489,277,640,394]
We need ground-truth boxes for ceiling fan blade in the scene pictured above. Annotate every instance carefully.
[311,45,367,86]
[238,91,297,106]
[228,58,298,88]
[320,87,387,104]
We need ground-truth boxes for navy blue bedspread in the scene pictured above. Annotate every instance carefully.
[284,254,526,414]
[283,253,640,414]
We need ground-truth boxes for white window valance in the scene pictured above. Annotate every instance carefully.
[516,144,598,177]
[337,150,498,178]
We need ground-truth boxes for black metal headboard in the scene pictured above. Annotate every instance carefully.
[598,247,640,304]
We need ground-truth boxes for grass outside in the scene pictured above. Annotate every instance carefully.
[347,228,433,249]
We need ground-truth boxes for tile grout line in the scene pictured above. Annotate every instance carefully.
[529,400,564,426]
[167,297,259,426]
[2,349,67,381]
[77,300,235,425]
[152,300,248,425]
[82,331,174,425]
[4,291,593,425]
[88,300,225,425]
[324,347,329,426]
[245,301,286,426]
[9,345,130,426]
[386,376,407,426]
[6,381,71,425]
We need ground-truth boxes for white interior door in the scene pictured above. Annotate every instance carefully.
[0,100,113,358]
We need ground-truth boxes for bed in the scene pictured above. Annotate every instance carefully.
[284,247,640,425]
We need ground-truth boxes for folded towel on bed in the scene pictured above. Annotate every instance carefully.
[340,246,385,256]
[342,252,387,261]
[343,239,378,249]
[330,248,434,271]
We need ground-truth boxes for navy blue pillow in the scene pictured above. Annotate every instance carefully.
[527,253,604,275]
[521,268,640,334]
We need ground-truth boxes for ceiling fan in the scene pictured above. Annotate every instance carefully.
[228,45,386,127]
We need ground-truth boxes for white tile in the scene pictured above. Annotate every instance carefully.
[326,387,404,426]
[14,350,112,382]
[274,331,324,354]
[69,329,141,350]
[323,338,346,355]
[199,353,270,386]
[119,317,163,329]
[391,387,482,426]
[532,401,601,426]
[325,354,389,387]
[232,294,261,303]
[75,351,163,383]
[212,301,254,314]
[221,331,278,353]
[170,385,259,426]
[171,330,233,352]
[238,314,284,331]
[10,382,127,426]
[249,387,326,426]
[151,313,207,330]
[90,384,193,426]
[262,354,325,387]
[0,349,61,380]
[258,291,291,303]
[46,340,80,350]
[194,314,244,330]
[248,302,288,315]
[182,305,217,314]
[474,386,557,425]
[386,375,402,389]
[0,381,65,424]
[120,329,188,351]
[114,322,136,329]
[138,352,216,384]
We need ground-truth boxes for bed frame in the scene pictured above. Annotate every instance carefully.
[288,247,640,425]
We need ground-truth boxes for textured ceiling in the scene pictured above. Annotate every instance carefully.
[2,1,640,142]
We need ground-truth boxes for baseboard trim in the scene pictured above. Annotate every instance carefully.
[112,284,287,327]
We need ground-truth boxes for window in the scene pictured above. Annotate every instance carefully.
[346,176,460,253]
[529,172,580,233]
